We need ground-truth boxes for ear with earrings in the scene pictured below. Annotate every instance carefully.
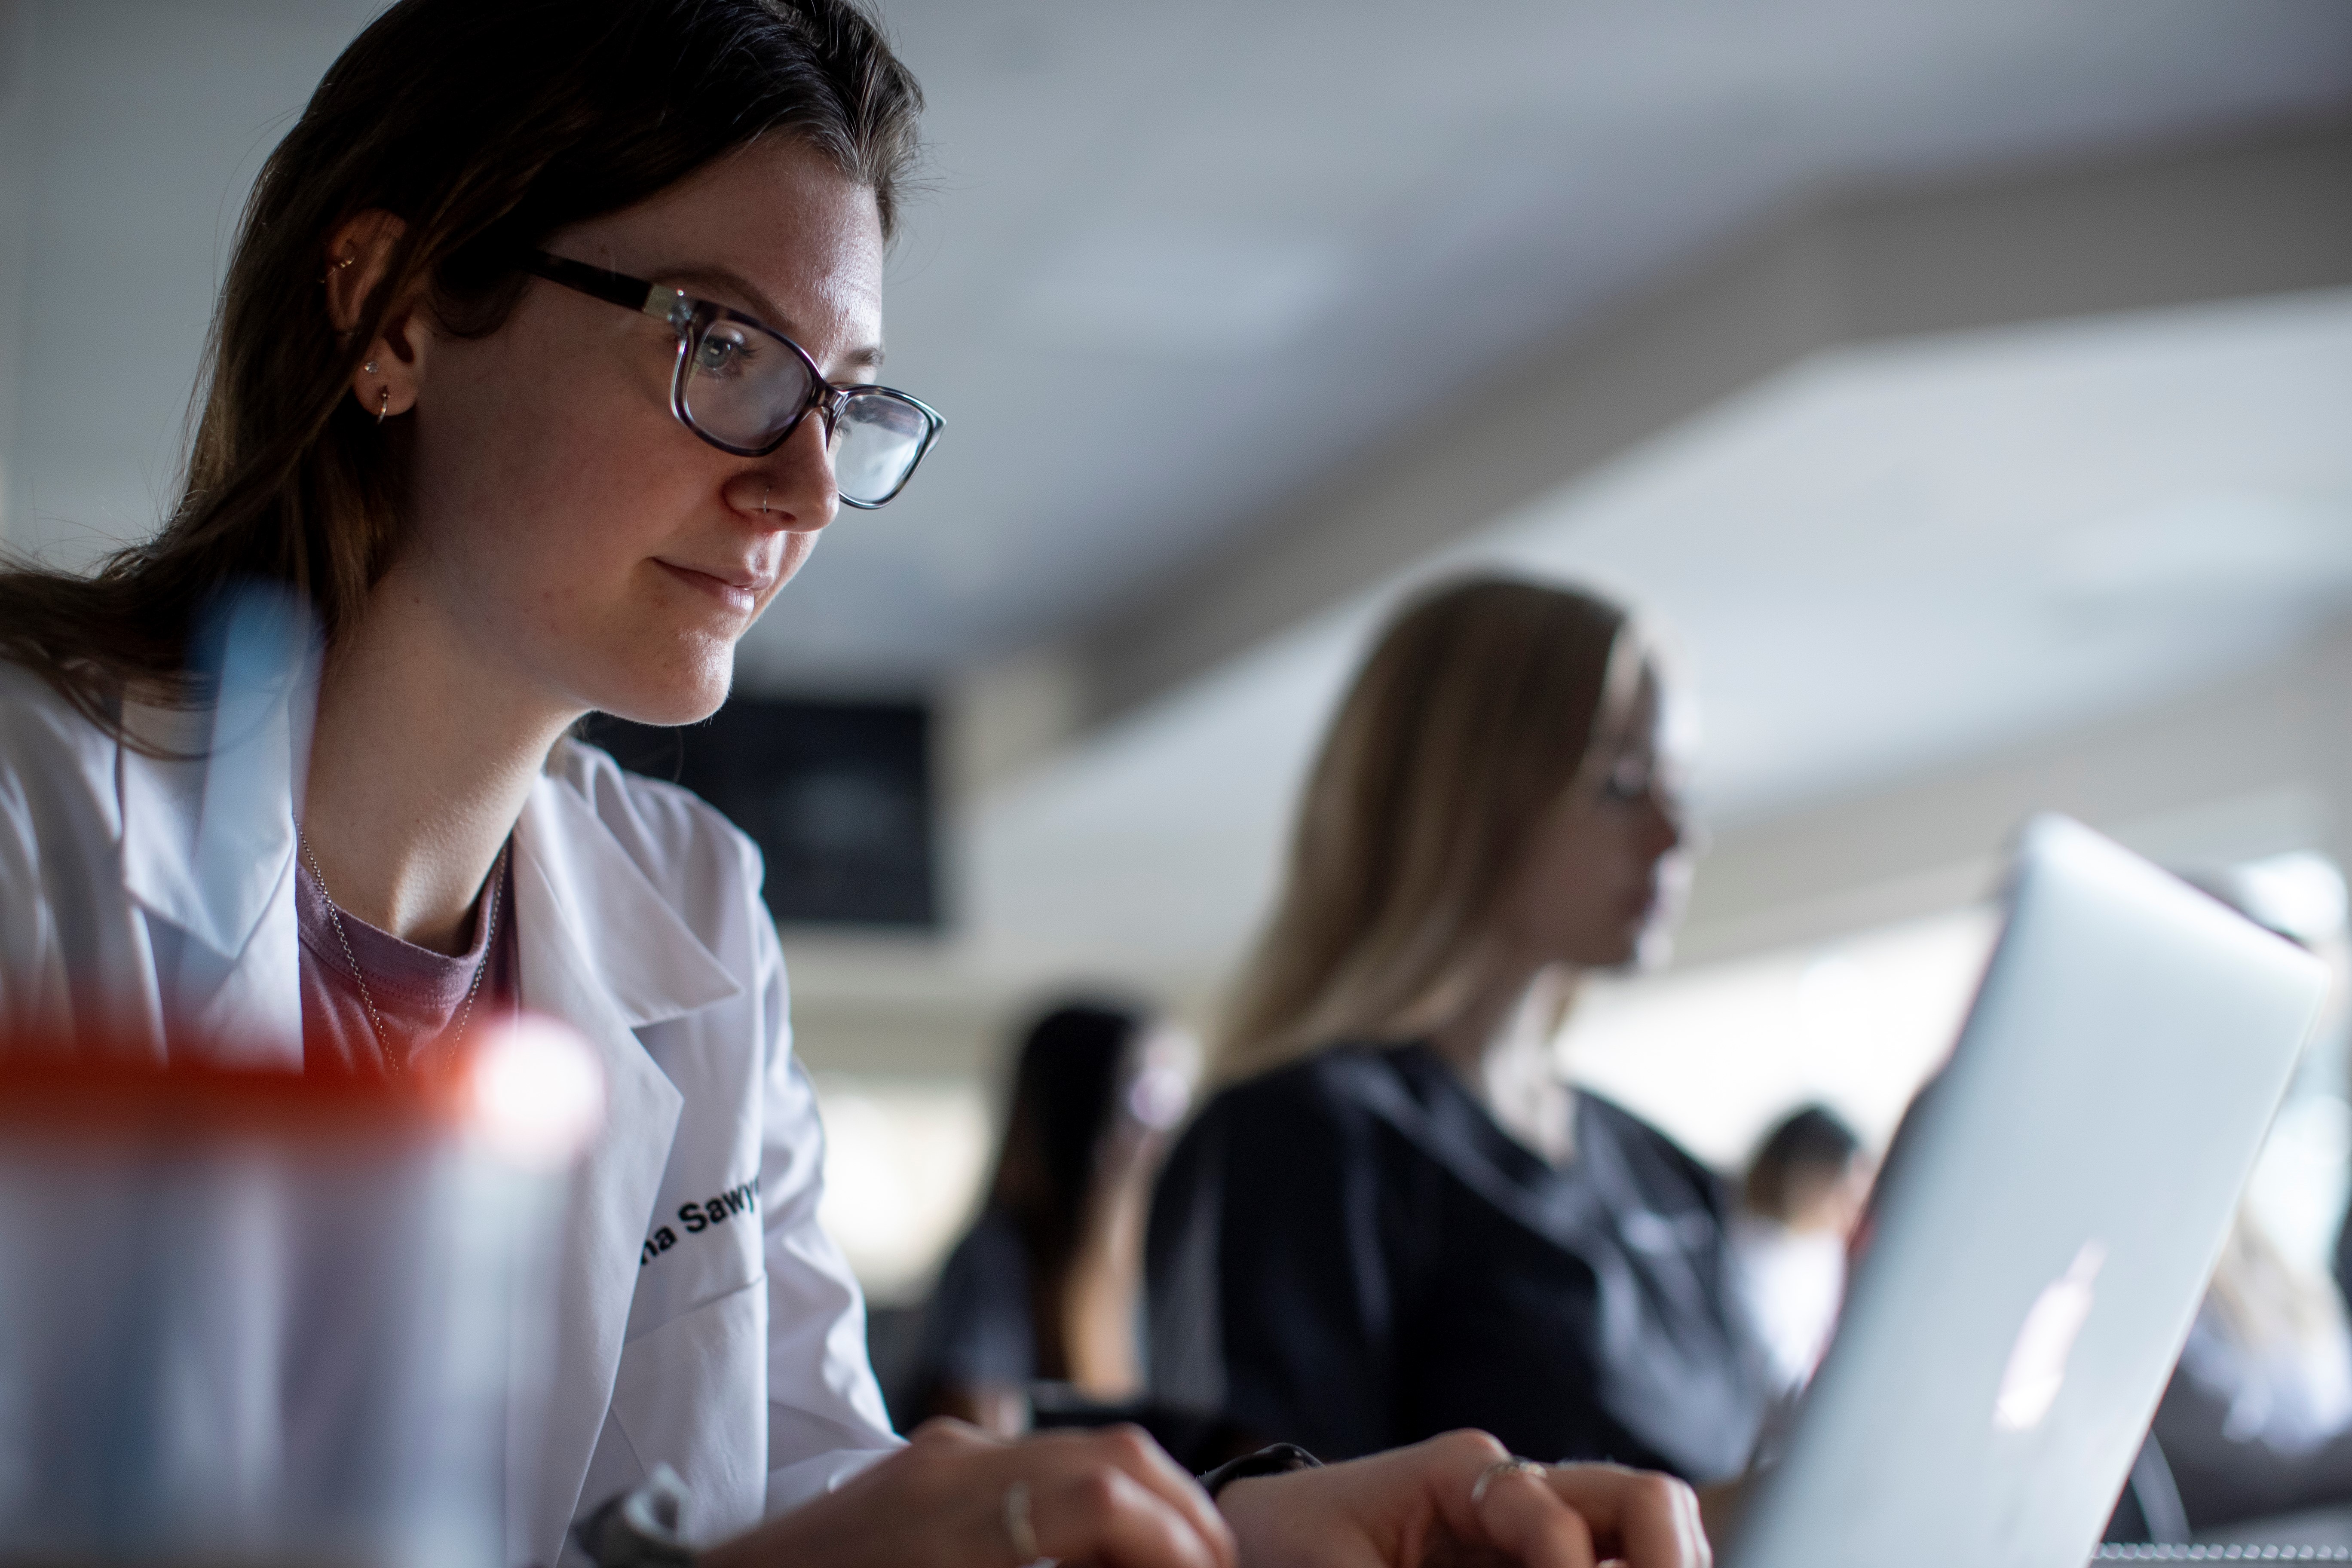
[330,254,390,423]
[361,358,390,426]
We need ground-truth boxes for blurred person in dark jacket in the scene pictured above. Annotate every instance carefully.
[2120,871,2352,1536]
[911,999,1197,1436]
[1148,576,1771,1482]
[2141,1210,2352,1531]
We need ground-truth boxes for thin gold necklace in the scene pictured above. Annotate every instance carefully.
[298,830,508,1070]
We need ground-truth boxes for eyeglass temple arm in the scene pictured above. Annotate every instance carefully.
[524,251,692,331]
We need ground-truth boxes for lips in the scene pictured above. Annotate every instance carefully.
[655,557,776,612]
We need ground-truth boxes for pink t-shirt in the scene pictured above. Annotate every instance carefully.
[295,852,519,1075]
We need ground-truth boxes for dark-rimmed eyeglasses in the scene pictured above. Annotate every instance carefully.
[523,251,943,509]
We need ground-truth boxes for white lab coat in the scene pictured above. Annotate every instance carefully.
[0,660,901,1564]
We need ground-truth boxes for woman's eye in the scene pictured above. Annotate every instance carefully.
[693,329,758,377]
[1603,757,1654,803]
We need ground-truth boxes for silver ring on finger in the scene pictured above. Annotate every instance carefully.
[1004,1479,1057,1568]
[1471,1456,1550,1507]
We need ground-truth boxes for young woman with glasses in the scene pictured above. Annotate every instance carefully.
[0,4,1703,1568]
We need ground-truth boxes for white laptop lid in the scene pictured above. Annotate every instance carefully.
[1730,815,2328,1568]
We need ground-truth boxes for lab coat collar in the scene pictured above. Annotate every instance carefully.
[116,695,297,963]
[514,768,742,1029]
[508,769,735,1557]
[117,589,318,965]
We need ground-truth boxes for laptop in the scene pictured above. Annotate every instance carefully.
[1729,815,2329,1568]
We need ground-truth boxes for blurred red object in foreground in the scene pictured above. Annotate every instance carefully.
[0,1017,602,1568]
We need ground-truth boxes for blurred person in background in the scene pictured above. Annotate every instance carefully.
[1730,1105,1874,1393]
[2138,1212,2352,1532]
[908,998,1195,1435]
[0,3,1712,1565]
[2108,871,2352,1538]
[1148,576,1772,1483]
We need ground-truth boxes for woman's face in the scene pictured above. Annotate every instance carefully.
[393,138,884,725]
[1494,672,1687,971]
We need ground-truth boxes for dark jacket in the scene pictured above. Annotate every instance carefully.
[1146,1041,1770,1480]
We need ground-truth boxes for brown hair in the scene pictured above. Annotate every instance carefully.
[1742,1104,1862,1222]
[0,0,921,741]
[1216,576,1646,1082]
[982,999,1149,1379]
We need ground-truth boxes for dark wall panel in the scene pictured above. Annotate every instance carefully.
[583,698,936,929]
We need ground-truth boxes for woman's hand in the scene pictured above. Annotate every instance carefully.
[1214,1431,1709,1568]
[704,1419,1236,1568]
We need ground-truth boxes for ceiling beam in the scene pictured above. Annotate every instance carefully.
[1066,114,2352,735]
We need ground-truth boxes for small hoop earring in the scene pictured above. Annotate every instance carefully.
[377,387,389,426]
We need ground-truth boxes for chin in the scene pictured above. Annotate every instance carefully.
[581,648,735,727]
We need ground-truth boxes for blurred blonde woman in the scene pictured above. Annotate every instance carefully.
[1147,576,1770,1481]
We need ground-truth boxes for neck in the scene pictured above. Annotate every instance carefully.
[1058,1167,1149,1401]
[301,567,578,953]
[1429,956,1560,1074]
[1430,961,1580,1165]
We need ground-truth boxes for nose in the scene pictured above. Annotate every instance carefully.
[1644,787,1685,858]
[729,411,839,533]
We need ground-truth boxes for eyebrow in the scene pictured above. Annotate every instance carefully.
[652,262,885,374]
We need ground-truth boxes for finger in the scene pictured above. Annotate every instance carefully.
[1472,1464,1599,1568]
[1686,1482,1712,1568]
[1031,1455,1229,1568]
[1035,1426,1236,1568]
[1542,1466,1707,1568]
[1412,1430,1510,1540]
[906,1415,1000,1452]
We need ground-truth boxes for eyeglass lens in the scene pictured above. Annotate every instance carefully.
[830,394,934,506]
[680,319,932,506]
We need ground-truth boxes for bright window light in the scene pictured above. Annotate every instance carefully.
[812,1076,994,1304]
[1557,907,2002,1169]
[2232,849,2349,947]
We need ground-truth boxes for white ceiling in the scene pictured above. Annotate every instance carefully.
[754,0,2352,683]
[962,288,2352,976]
[3,0,2350,689]
[6,0,2352,991]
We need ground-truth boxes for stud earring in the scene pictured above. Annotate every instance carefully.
[363,359,377,374]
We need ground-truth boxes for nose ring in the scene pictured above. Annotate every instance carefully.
[760,484,771,515]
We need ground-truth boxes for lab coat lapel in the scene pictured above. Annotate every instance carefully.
[114,684,303,1066]
[509,770,733,1559]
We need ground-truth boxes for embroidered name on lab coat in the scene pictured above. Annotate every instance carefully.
[640,1178,759,1266]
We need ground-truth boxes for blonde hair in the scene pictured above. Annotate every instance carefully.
[1216,575,1647,1083]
